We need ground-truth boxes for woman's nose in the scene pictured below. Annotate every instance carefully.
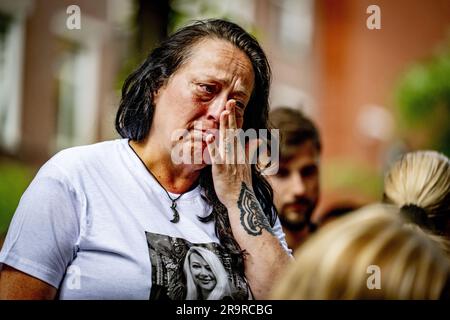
[199,266,213,278]
[206,95,227,123]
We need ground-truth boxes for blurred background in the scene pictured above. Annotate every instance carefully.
[1,0,449,242]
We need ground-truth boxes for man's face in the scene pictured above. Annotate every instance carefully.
[269,140,320,231]
[151,38,255,167]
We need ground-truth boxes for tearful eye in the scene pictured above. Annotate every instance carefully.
[235,101,246,110]
[198,83,215,94]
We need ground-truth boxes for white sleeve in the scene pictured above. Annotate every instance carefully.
[0,163,83,288]
[272,215,293,257]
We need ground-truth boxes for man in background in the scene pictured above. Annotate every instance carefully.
[268,107,321,251]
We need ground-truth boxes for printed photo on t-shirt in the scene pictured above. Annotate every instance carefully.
[145,232,250,300]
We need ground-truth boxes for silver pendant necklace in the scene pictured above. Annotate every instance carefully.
[128,141,185,223]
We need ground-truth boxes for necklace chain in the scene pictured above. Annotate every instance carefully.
[128,141,185,223]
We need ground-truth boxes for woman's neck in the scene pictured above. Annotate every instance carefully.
[200,288,212,300]
[129,138,201,194]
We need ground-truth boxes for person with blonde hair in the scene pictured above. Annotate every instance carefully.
[183,246,232,300]
[383,151,450,251]
[270,204,450,299]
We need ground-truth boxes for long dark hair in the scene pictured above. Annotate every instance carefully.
[116,19,276,276]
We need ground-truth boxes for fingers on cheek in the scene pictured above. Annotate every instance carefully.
[206,133,225,168]
[221,111,229,126]
[228,111,237,129]
[226,99,235,111]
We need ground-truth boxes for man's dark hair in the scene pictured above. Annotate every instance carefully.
[269,107,321,161]
[115,19,274,278]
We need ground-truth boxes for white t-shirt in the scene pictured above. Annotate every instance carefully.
[0,139,291,300]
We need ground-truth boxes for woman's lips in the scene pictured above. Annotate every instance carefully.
[198,277,212,284]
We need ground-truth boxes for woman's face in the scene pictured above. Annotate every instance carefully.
[150,38,255,167]
[189,252,217,292]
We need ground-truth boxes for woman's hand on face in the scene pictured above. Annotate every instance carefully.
[206,100,260,208]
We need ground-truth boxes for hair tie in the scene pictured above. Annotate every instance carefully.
[400,204,434,230]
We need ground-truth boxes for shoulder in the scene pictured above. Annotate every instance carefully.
[51,139,124,165]
[38,139,127,183]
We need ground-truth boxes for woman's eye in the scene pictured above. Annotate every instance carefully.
[198,84,215,94]
[235,101,245,110]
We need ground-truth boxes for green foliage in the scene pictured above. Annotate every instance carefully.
[0,160,34,236]
[168,0,259,38]
[395,41,450,156]
[323,159,383,200]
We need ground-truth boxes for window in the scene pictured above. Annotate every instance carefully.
[271,0,313,57]
[54,40,80,149]
[0,10,25,153]
[50,12,103,151]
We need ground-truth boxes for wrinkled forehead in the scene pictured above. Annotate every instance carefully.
[182,38,255,88]
[187,37,252,65]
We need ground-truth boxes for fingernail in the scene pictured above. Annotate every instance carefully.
[206,134,215,142]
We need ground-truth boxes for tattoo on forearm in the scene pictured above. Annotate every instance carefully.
[237,182,274,236]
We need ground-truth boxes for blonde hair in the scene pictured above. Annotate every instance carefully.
[384,151,450,250]
[183,246,231,300]
[270,204,450,299]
